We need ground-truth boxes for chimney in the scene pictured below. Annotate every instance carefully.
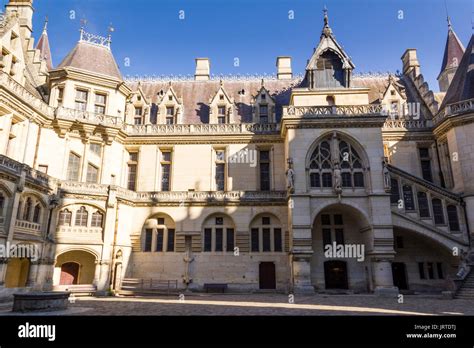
[195,58,210,81]
[276,56,292,80]
[401,49,420,77]
[5,0,34,39]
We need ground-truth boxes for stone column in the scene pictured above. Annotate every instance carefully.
[0,258,8,286]
[96,260,111,293]
[93,260,101,287]
[26,260,39,288]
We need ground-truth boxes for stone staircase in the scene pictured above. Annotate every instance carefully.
[455,270,474,299]
[117,278,179,296]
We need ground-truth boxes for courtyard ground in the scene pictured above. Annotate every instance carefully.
[1,293,474,316]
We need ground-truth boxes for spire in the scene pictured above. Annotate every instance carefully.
[321,6,333,37]
[438,18,465,91]
[35,16,53,70]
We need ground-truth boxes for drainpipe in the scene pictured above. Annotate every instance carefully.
[109,192,120,290]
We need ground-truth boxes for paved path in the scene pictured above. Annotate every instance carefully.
[5,293,470,316]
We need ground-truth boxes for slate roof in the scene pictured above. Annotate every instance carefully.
[57,41,122,80]
[441,35,474,107]
[439,22,465,77]
[127,74,413,124]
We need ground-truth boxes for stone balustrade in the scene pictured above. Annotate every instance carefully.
[282,104,384,118]
[123,122,280,135]
[383,118,432,130]
[55,226,103,243]
[433,98,474,125]
[55,107,123,127]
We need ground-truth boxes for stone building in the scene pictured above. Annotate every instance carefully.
[0,0,473,297]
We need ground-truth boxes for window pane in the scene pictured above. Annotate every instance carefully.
[167,229,175,252]
[274,228,282,252]
[321,214,331,225]
[204,228,212,252]
[335,228,344,245]
[354,172,364,187]
[260,163,270,191]
[216,163,225,191]
[432,199,444,224]
[421,160,433,182]
[162,152,171,162]
[390,179,400,204]
[322,173,332,187]
[447,205,460,231]
[91,212,103,227]
[310,173,320,188]
[417,192,430,217]
[161,164,170,191]
[262,228,271,252]
[67,153,81,181]
[226,228,234,252]
[260,151,270,162]
[86,164,99,183]
[437,262,444,279]
[341,172,351,187]
[251,228,259,252]
[402,185,415,210]
[144,229,153,252]
[334,214,343,225]
[322,228,331,251]
[427,262,434,279]
[127,164,137,191]
[262,217,271,225]
[156,229,164,252]
[215,228,223,252]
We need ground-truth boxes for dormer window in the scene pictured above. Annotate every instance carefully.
[168,95,173,101]
[166,106,175,125]
[259,105,268,124]
[75,89,88,111]
[94,93,107,114]
[219,94,224,101]
[134,107,143,125]
[217,106,226,124]
[261,94,266,100]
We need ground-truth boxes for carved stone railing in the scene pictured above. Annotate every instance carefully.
[55,225,103,243]
[433,99,474,126]
[55,107,123,127]
[283,104,384,118]
[0,71,55,117]
[59,181,109,196]
[383,118,432,130]
[123,122,280,135]
[134,190,287,203]
[0,154,22,175]
[387,164,467,243]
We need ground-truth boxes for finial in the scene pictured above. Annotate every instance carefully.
[107,23,114,46]
[43,16,48,33]
[261,78,264,87]
[447,16,452,29]
[323,6,329,27]
[220,79,223,86]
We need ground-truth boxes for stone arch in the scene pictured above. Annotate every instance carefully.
[58,202,106,215]
[141,212,176,252]
[54,249,98,285]
[0,182,13,198]
[311,201,371,228]
[201,212,236,252]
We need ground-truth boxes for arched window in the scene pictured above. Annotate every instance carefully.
[58,209,72,226]
[16,199,23,219]
[143,215,176,252]
[447,205,460,232]
[417,192,430,217]
[390,179,400,204]
[308,135,366,190]
[91,211,103,228]
[431,198,444,225]
[202,215,234,253]
[23,198,32,221]
[32,204,41,223]
[74,206,88,227]
[250,215,283,253]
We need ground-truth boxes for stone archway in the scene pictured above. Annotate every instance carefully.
[311,203,371,292]
[54,250,96,285]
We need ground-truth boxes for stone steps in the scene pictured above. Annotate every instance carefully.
[455,270,474,299]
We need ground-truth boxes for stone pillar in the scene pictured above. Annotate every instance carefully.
[26,261,39,288]
[96,260,111,293]
[292,254,314,293]
[0,258,8,286]
[370,255,398,296]
[93,260,101,287]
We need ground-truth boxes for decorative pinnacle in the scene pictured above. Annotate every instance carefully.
[42,16,48,33]
[322,6,332,36]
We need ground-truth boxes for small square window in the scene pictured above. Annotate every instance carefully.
[321,214,331,225]
[262,217,271,225]
[168,95,173,101]
[334,214,343,225]
[261,94,266,99]
[157,217,165,225]
[219,95,224,100]
[162,151,171,162]
[215,217,224,225]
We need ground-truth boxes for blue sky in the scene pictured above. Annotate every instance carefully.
[19,0,474,90]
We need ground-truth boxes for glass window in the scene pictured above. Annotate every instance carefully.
[94,93,107,114]
[432,198,445,225]
[59,209,72,226]
[32,204,41,223]
[75,89,88,111]
[74,206,88,227]
[91,211,103,227]
[67,152,81,181]
[161,151,172,191]
[127,152,138,191]
[447,205,460,231]
[417,192,430,217]
[86,163,99,183]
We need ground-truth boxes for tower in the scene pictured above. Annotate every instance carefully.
[5,0,34,39]
[438,17,465,92]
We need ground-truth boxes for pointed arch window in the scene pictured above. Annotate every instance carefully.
[59,209,72,226]
[308,135,365,189]
[0,194,5,216]
[75,206,88,227]
[447,205,460,232]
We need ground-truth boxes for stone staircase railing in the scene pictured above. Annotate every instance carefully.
[387,164,468,244]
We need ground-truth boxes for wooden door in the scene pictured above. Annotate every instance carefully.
[60,262,79,285]
[259,262,276,289]
[392,262,408,290]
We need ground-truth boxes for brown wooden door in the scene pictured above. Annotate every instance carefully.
[324,261,348,289]
[259,262,276,289]
[60,262,79,285]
